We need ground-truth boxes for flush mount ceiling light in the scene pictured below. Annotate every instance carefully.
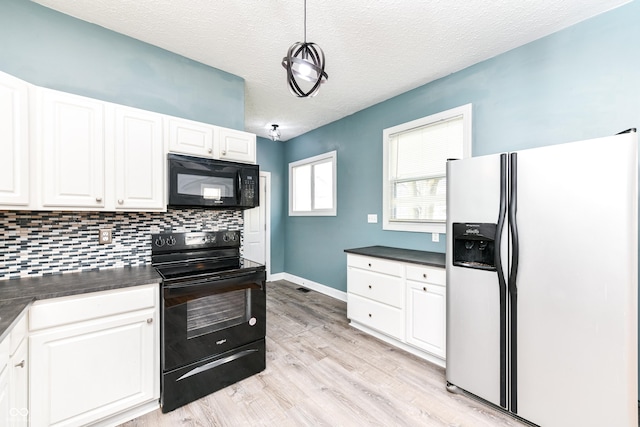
[269,124,281,141]
[281,0,328,98]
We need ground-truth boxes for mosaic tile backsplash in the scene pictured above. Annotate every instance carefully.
[0,209,243,280]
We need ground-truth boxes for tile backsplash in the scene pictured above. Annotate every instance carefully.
[1,209,243,280]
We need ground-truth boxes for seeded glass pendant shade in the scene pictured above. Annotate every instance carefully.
[282,0,328,97]
[269,124,281,141]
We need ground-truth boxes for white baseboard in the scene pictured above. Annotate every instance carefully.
[268,272,347,302]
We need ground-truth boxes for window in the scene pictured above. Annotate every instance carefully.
[383,104,472,233]
[289,150,337,216]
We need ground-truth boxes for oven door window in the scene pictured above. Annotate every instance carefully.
[186,289,249,339]
[177,173,234,200]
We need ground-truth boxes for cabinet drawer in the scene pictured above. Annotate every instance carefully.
[406,264,445,285]
[347,254,402,277]
[347,294,404,340]
[9,312,28,355]
[348,268,404,308]
[30,284,158,332]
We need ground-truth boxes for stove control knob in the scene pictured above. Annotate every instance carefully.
[155,237,165,247]
[223,234,230,242]
[231,234,238,241]
[167,236,176,246]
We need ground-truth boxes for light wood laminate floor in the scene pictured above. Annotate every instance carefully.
[120,280,528,427]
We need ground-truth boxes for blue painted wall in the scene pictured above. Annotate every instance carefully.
[0,0,244,129]
[283,1,640,292]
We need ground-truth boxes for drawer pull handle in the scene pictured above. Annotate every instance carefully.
[368,285,372,289]
[15,360,25,368]
[423,273,427,278]
[147,318,154,324]
[96,197,103,202]
[368,263,372,267]
[368,313,372,317]
[423,287,427,292]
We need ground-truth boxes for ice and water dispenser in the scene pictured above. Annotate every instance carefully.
[452,223,497,271]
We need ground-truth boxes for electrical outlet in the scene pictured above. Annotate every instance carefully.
[432,232,440,242]
[99,229,112,244]
[367,214,378,223]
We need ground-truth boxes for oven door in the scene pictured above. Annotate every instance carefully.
[162,270,266,372]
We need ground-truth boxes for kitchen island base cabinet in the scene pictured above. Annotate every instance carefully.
[29,284,160,427]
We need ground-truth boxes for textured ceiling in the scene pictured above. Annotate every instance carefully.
[32,0,629,141]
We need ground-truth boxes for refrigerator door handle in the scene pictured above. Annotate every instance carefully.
[508,152,519,413]
[495,153,508,408]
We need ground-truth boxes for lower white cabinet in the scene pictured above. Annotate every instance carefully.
[29,284,159,427]
[0,336,10,426]
[346,253,446,367]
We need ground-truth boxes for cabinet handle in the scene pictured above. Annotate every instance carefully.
[423,286,427,292]
[96,197,102,202]
[368,313,372,318]
[423,273,427,279]
[147,318,153,324]
[368,285,372,289]
[15,360,25,368]
[222,150,227,155]
[368,263,372,267]
[117,199,124,205]
[207,148,213,154]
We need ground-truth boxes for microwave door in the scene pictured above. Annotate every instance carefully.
[174,171,236,206]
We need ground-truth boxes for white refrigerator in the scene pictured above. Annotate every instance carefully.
[445,131,638,426]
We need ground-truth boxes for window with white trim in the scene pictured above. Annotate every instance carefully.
[383,104,472,233]
[289,150,337,216]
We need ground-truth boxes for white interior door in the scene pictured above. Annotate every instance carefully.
[244,171,270,273]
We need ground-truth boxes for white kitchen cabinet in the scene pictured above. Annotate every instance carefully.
[166,116,215,158]
[346,252,446,367]
[0,71,30,207]
[406,264,446,358]
[29,284,160,427]
[217,127,257,164]
[0,335,10,426]
[347,255,404,340]
[108,105,165,211]
[9,313,28,427]
[37,88,105,209]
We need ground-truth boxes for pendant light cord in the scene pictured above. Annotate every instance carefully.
[303,0,307,43]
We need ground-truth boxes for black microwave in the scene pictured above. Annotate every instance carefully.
[167,154,259,209]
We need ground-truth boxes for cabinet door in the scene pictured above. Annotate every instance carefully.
[217,127,256,164]
[29,309,157,427]
[111,105,164,210]
[0,72,30,206]
[9,339,28,426]
[406,281,446,358]
[166,116,214,157]
[39,89,105,208]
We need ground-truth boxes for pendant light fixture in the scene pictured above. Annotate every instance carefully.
[269,124,281,141]
[281,0,328,97]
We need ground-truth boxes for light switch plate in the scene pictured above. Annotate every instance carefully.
[367,214,378,223]
[99,229,112,244]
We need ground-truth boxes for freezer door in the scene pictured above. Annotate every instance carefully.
[514,133,638,426]
[446,153,507,408]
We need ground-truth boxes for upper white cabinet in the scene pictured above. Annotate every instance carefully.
[109,105,165,211]
[37,88,106,209]
[0,71,30,207]
[166,116,215,158]
[167,116,257,164]
[217,127,257,164]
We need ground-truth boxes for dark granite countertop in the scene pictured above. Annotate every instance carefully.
[0,265,162,342]
[344,246,446,268]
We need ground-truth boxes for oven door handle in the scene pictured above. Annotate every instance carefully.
[163,271,265,306]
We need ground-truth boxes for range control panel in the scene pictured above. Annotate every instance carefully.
[151,230,240,253]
